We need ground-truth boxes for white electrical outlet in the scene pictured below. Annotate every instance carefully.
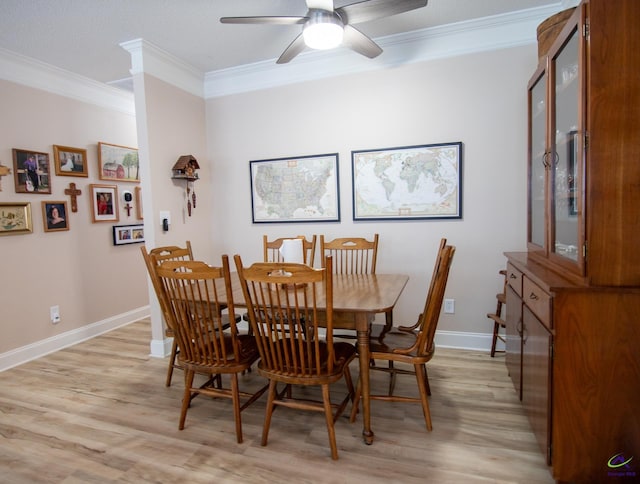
[50,305,61,324]
[444,299,455,314]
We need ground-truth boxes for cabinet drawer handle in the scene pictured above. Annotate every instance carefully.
[542,151,550,168]
[516,318,523,335]
[529,292,539,300]
[509,273,517,279]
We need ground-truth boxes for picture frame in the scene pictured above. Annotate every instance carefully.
[250,153,340,223]
[98,142,139,182]
[42,201,70,232]
[113,224,145,245]
[135,186,143,220]
[351,142,463,221]
[0,202,33,236]
[90,184,119,222]
[12,149,52,194]
[53,145,88,177]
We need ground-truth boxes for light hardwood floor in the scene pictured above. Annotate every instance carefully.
[0,319,553,483]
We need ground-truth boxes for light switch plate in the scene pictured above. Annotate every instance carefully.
[444,299,455,314]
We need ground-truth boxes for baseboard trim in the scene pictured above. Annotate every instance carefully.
[435,329,505,353]
[1,315,503,372]
[0,306,150,372]
[149,336,174,359]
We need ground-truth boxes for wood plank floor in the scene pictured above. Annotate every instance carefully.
[0,319,553,483]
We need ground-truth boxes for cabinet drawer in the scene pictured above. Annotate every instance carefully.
[523,277,551,329]
[507,263,523,296]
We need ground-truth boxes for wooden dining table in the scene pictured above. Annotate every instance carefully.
[222,271,409,445]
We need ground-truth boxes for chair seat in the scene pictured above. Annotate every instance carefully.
[180,333,260,371]
[257,340,356,381]
[369,324,434,362]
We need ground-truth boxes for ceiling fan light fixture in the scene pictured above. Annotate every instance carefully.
[303,10,344,50]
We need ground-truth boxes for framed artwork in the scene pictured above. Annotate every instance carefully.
[98,142,139,182]
[250,153,340,223]
[113,224,145,245]
[42,201,70,232]
[0,202,33,236]
[90,184,119,222]
[351,142,463,221]
[135,186,143,220]
[12,149,52,194]
[53,145,88,177]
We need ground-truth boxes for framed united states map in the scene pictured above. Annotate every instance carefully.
[351,142,462,221]
[250,153,340,223]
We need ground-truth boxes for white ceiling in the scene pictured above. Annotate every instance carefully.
[0,0,565,88]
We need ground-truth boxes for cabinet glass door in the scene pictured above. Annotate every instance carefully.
[551,27,581,263]
[528,70,547,250]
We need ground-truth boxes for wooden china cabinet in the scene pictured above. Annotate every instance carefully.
[504,0,640,482]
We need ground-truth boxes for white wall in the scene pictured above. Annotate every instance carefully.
[206,45,533,348]
[0,79,147,364]
[133,73,213,354]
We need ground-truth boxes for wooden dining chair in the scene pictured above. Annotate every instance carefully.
[350,240,455,432]
[320,234,378,275]
[487,269,507,357]
[241,235,318,326]
[263,235,317,267]
[319,234,391,338]
[141,242,196,387]
[141,242,239,386]
[155,256,268,443]
[234,254,356,460]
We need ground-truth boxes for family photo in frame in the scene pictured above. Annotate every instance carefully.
[42,201,69,232]
[12,149,51,194]
[113,224,144,245]
[90,184,119,222]
[53,145,88,177]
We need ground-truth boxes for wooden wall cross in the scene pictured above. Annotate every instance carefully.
[124,203,132,217]
[64,183,82,212]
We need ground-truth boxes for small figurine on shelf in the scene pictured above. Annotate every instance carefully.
[172,155,200,217]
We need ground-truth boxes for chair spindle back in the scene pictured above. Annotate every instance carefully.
[320,234,378,275]
[235,255,335,377]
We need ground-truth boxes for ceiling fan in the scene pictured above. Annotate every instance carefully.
[220,0,429,64]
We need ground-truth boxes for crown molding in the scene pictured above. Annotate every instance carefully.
[0,46,135,115]
[204,4,563,98]
[0,3,565,107]
[120,38,204,98]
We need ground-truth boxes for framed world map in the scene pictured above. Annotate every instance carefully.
[351,142,462,221]
[250,153,340,223]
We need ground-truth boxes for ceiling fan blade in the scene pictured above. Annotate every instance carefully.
[342,25,383,59]
[306,0,334,11]
[277,34,307,64]
[337,0,428,25]
[220,16,307,25]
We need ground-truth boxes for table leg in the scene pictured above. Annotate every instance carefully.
[356,315,374,444]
